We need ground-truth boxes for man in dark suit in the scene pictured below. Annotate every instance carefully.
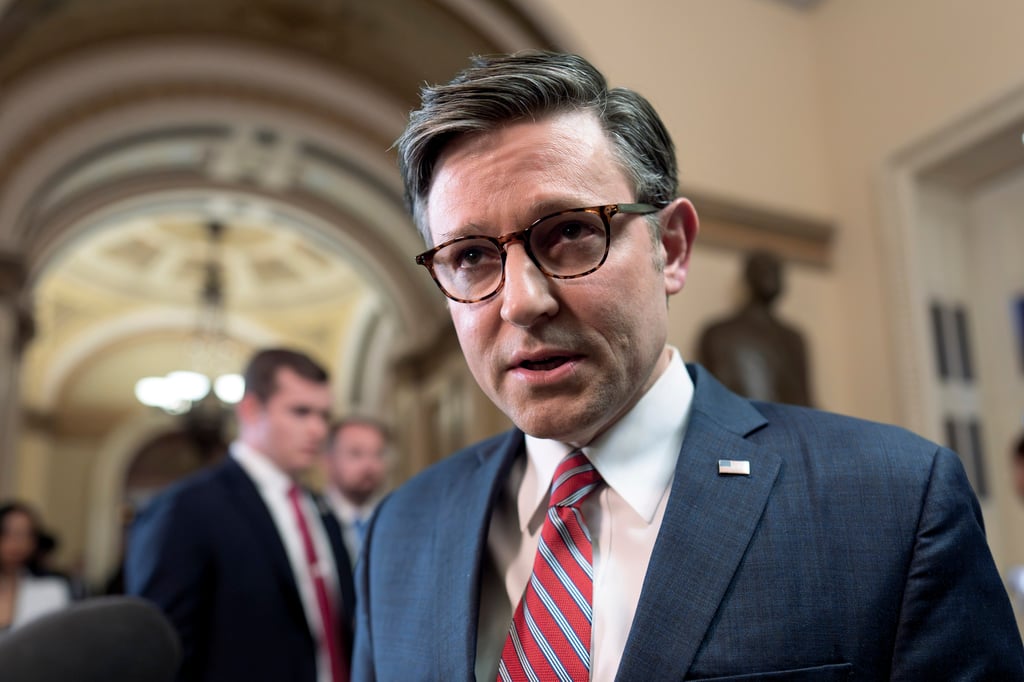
[353,52,1024,680]
[127,348,354,682]
[321,417,393,570]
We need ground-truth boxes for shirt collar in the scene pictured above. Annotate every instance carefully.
[520,347,694,529]
[325,487,379,521]
[230,440,293,495]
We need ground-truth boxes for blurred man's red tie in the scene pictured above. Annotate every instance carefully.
[288,485,349,682]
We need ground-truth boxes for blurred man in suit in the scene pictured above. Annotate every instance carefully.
[321,417,391,568]
[127,348,354,682]
[353,51,1023,680]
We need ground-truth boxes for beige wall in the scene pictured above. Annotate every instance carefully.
[534,0,833,217]
[533,0,1024,427]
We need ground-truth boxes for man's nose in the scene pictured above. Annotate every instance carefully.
[499,243,558,327]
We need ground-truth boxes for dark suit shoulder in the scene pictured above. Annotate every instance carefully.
[747,401,959,506]
[753,401,941,456]
[136,458,239,521]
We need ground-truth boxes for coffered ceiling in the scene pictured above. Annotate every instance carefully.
[0,0,557,434]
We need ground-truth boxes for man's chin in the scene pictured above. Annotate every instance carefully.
[509,408,597,445]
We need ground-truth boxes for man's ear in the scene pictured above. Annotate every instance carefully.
[661,197,699,295]
[236,392,261,425]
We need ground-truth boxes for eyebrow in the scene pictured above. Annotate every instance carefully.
[434,198,589,243]
[526,197,589,219]
[435,222,488,244]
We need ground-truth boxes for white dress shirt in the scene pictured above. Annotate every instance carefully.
[475,347,694,681]
[8,572,71,630]
[324,488,379,569]
[231,443,342,682]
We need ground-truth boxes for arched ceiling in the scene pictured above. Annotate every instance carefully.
[0,0,558,96]
[0,0,561,432]
[43,205,363,310]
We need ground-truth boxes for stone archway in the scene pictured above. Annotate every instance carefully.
[0,0,558,574]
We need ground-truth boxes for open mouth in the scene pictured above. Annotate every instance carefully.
[519,355,572,371]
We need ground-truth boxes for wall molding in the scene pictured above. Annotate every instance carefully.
[683,188,835,268]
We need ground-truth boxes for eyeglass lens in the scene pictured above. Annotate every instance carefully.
[430,210,609,301]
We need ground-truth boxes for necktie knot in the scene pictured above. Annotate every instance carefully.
[549,450,601,509]
[353,516,368,544]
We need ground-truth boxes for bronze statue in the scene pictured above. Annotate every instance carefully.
[698,249,813,406]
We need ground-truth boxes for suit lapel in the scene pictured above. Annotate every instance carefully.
[616,365,781,682]
[434,430,523,681]
[217,458,308,629]
[319,502,356,629]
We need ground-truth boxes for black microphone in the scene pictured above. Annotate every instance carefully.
[0,595,181,682]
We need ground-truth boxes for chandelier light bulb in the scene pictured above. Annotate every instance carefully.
[166,371,212,402]
[133,218,238,418]
[214,373,245,404]
[134,376,168,408]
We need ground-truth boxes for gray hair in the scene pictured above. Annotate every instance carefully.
[396,51,679,245]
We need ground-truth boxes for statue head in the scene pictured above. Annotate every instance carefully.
[744,250,783,305]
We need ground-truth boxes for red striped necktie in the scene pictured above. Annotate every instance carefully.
[287,485,349,682]
[498,450,603,681]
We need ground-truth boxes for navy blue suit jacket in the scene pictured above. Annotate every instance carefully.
[126,456,355,682]
[354,364,1023,681]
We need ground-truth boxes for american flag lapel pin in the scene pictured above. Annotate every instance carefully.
[718,459,750,476]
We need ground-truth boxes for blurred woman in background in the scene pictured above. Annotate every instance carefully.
[0,501,71,633]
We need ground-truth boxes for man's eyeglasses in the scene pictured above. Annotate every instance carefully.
[414,203,665,303]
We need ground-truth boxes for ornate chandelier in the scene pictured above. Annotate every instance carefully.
[134,220,244,415]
